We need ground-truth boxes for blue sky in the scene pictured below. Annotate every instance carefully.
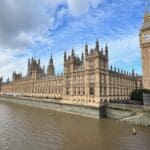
[0,0,147,81]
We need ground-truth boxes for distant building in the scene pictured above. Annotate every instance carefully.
[0,39,142,106]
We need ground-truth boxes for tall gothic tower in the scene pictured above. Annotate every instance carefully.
[47,54,55,76]
[140,2,150,89]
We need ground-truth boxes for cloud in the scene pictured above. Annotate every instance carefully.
[89,0,103,8]
[66,0,103,16]
[108,34,142,73]
[0,49,31,80]
[0,0,55,81]
[67,0,90,16]
[0,0,54,50]
[0,0,143,81]
[0,0,104,51]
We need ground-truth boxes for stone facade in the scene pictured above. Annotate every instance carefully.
[0,39,142,106]
[140,12,150,90]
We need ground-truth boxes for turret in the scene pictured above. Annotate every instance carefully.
[85,43,88,56]
[71,48,75,58]
[28,58,30,65]
[64,51,67,62]
[105,44,108,58]
[27,59,31,77]
[132,69,135,77]
[81,52,84,63]
[38,58,40,65]
[7,78,9,83]
[110,65,113,71]
[96,38,99,52]
[0,77,3,84]
[47,54,55,76]
[50,54,53,64]
[101,48,103,55]
[12,72,22,81]
[0,77,3,92]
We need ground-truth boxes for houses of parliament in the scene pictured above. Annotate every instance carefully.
[4,5,150,106]
[0,39,142,105]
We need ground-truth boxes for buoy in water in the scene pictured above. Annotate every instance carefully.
[50,112,54,117]
[132,128,136,135]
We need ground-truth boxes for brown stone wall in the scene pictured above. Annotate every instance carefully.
[0,83,12,94]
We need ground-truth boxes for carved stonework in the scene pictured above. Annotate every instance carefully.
[0,39,142,105]
[140,13,150,89]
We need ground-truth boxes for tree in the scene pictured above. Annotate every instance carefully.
[130,89,150,104]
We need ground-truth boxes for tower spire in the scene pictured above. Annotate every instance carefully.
[50,53,53,64]
[47,53,55,76]
[85,43,88,56]
[64,51,67,62]
[105,43,108,57]
[96,38,99,51]
[132,68,135,77]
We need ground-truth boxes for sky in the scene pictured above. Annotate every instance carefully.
[0,0,147,81]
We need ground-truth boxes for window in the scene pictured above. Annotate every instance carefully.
[78,88,80,95]
[101,74,105,84]
[83,87,85,95]
[66,76,70,95]
[74,87,76,95]
[89,84,94,95]
[89,73,94,84]
[66,87,70,95]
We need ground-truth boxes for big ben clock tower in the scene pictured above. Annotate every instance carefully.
[140,1,150,89]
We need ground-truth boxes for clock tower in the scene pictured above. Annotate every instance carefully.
[140,4,150,89]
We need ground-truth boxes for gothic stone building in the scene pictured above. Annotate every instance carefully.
[0,40,142,106]
[140,12,150,90]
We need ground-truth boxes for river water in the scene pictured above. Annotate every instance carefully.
[0,102,149,150]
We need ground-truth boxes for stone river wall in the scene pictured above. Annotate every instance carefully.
[105,103,150,126]
[0,96,104,118]
[0,96,150,126]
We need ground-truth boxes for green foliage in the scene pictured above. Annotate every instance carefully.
[130,89,150,104]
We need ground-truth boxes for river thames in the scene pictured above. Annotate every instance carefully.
[0,102,149,150]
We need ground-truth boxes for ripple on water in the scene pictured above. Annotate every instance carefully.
[0,102,150,150]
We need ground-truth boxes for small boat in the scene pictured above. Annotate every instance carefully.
[132,128,136,135]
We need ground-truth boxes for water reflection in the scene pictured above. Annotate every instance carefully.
[0,102,149,150]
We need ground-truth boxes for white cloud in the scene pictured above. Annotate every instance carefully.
[108,34,141,72]
[0,49,31,81]
[0,0,142,81]
[0,0,56,81]
[0,0,103,51]
[66,0,103,16]
[89,0,103,8]
[67,0,90,16]
[0,0,53,50]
